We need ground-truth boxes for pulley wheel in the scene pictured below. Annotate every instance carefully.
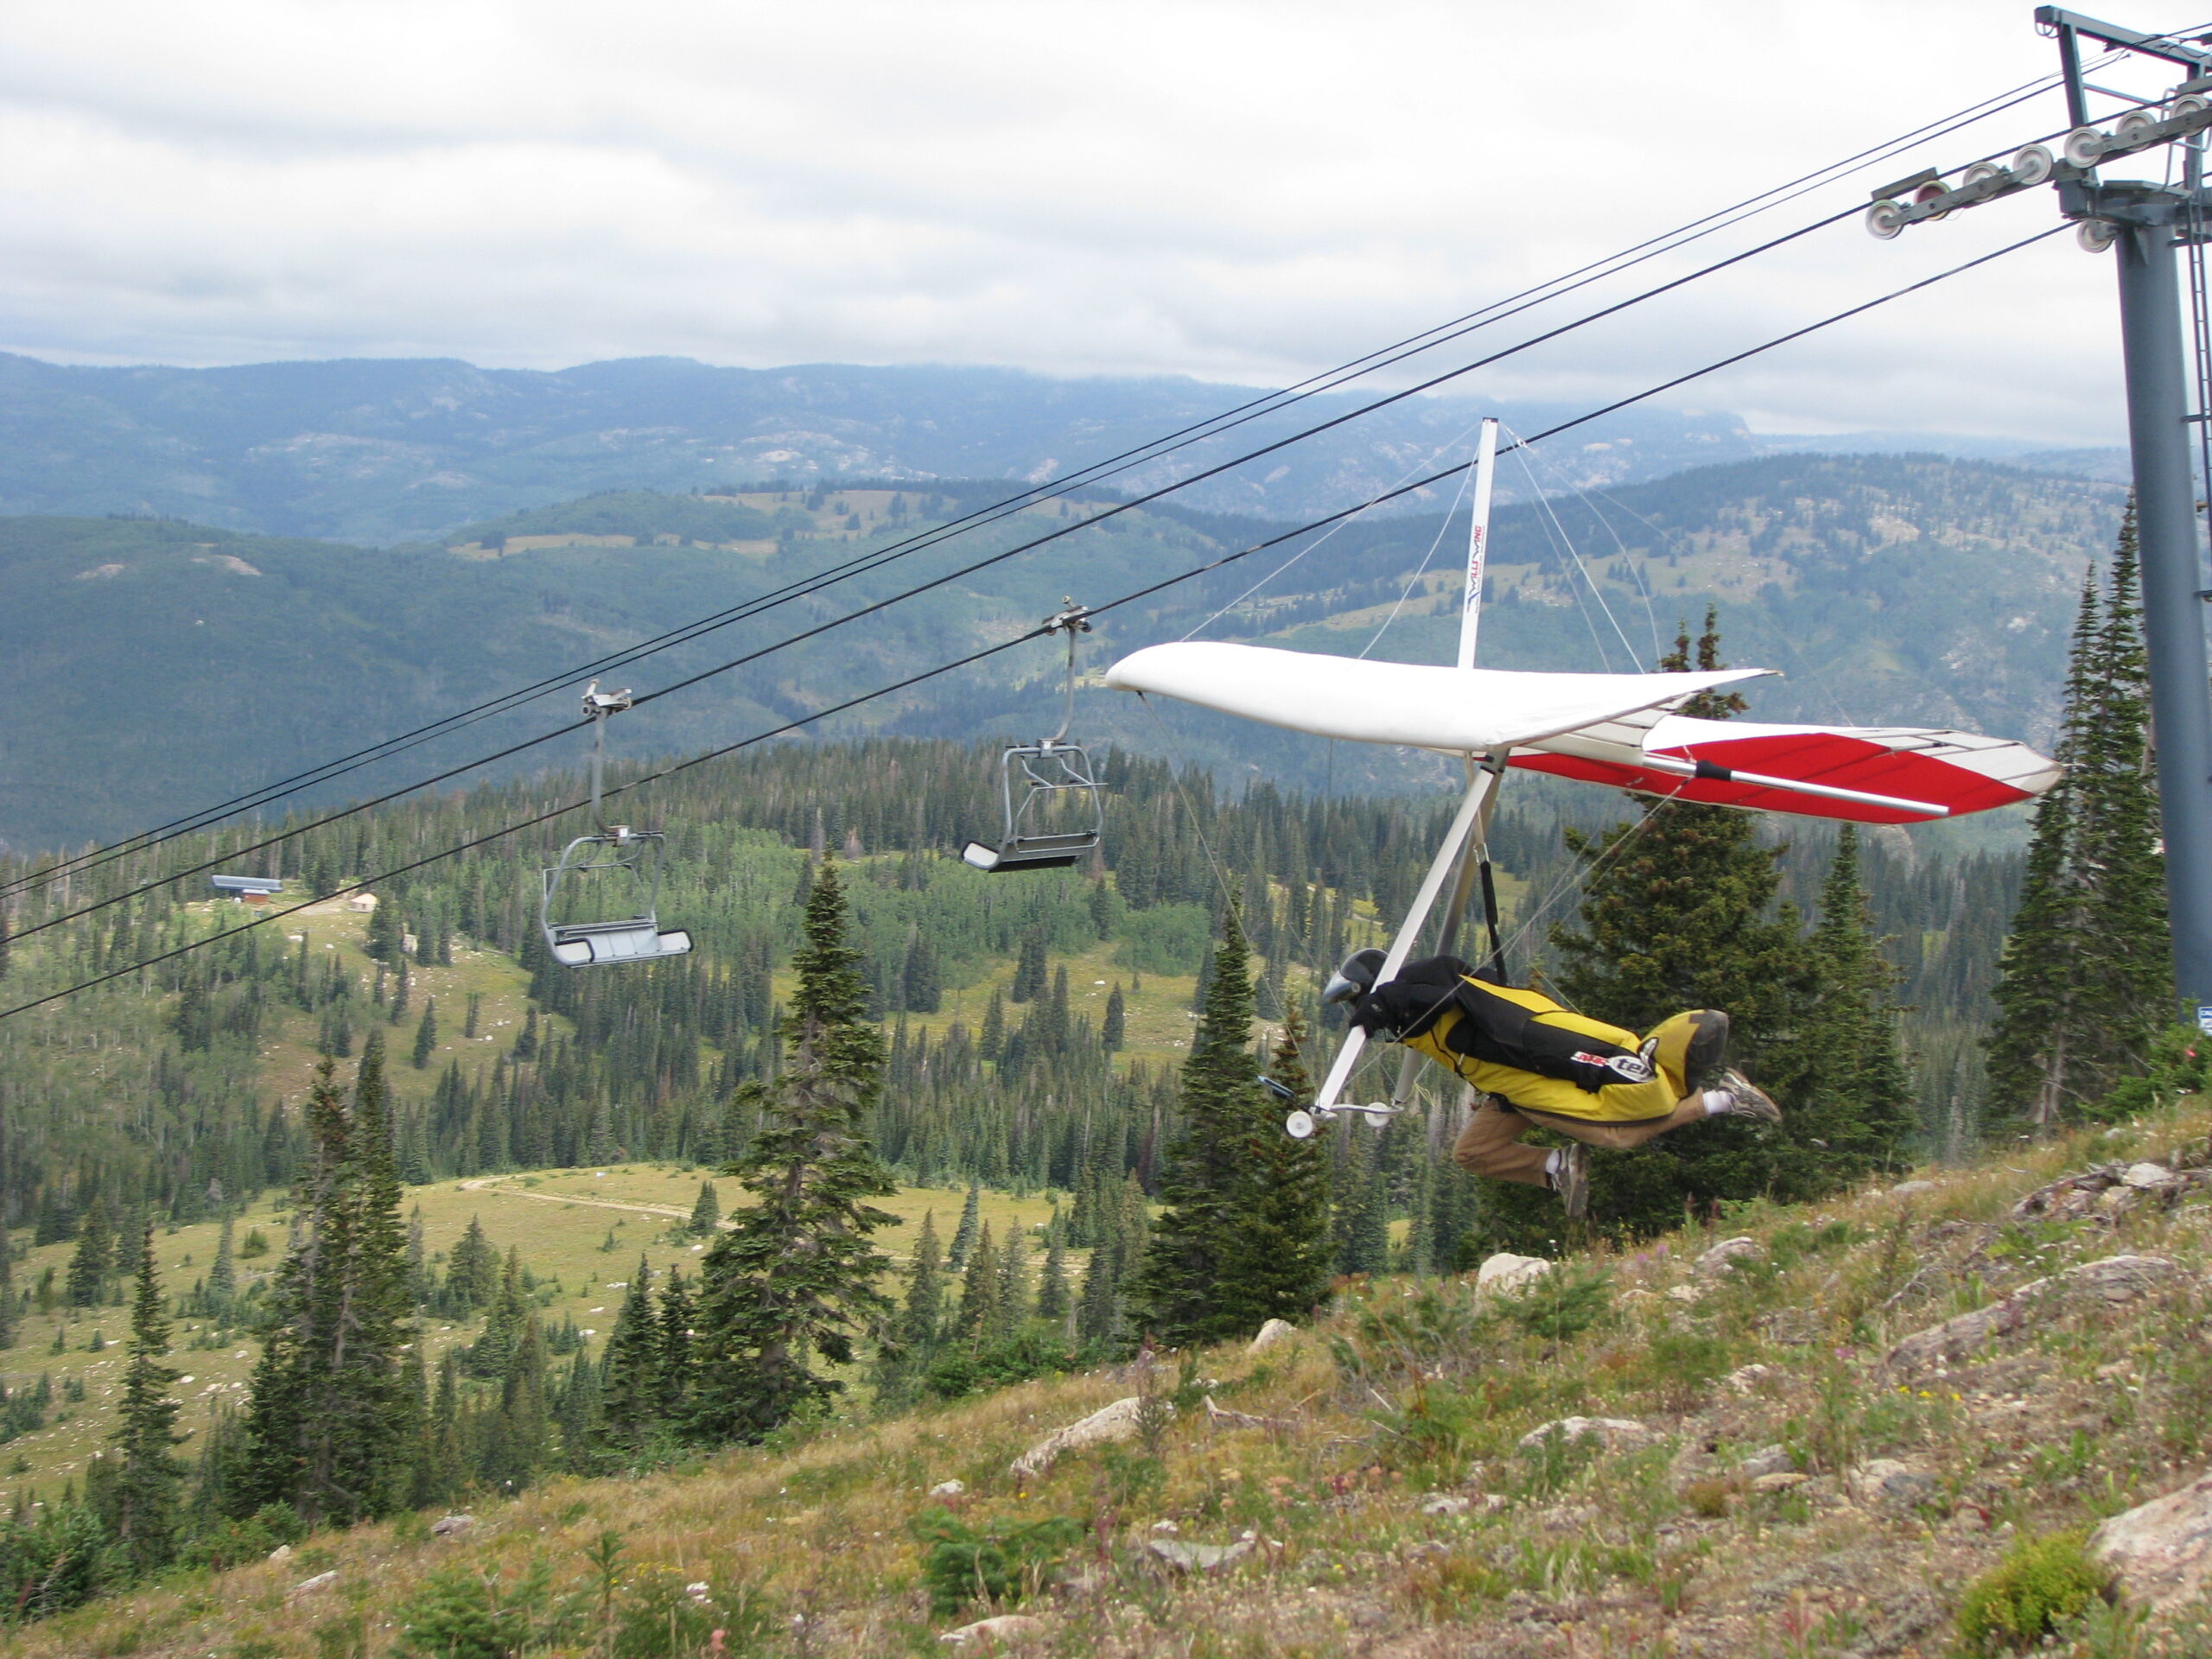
[2011,144,2055,187]
[2113,110,2159,149]
[2063,126,2108,168]
[1865,200,1906,240]
[2078,219,2121,253]
[1962,162,2003,190]
[2171,94,2211,124]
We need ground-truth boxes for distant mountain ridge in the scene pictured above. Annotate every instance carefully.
[0,453,2122,851]
[0,352,2126,545]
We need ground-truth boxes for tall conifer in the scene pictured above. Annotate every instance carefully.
[690,856,897,1444]
[1990,507,2171,1129]
[1215,1007,1332,1322]
[111,1224,182,1573]
[1128,902,1270,1345]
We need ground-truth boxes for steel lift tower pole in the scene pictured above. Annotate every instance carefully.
[2043,10,2212,1020]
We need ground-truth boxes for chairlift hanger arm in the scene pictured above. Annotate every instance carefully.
[2035,8,2212,75]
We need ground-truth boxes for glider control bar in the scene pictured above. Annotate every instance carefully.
[1640,753,1951,817]
[1308,768,1498,1120]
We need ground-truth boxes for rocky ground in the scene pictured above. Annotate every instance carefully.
[25,1103,2212,1658]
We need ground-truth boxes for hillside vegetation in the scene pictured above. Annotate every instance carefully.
[15,1094,2212,1658]
[0,454,2120,848]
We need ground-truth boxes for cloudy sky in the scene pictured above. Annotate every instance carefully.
[2,1,2205,442]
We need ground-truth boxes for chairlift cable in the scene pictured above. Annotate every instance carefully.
[0,69,2089,906]
[0,221,2069,1019]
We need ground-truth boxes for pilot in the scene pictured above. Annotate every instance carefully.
[1322,949,1780,1219]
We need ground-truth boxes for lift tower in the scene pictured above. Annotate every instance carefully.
[1874,11,2212,1020]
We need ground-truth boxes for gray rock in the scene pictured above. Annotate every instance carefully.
[1245,1318,1299,1354]
[1737,1445,1794,1479]
[939,1613,1047,1645]
[1477,1253,1552,1294]
[929,1480,965,1497]
[2123,1162,2177,1189]
[1697,1236,1764,1275]
[266,1543,293,1563]
[1146,1538,1254,1573]
[1890,1180,1938,1198]
[430,1514,475,1538]
[1516,1416,1656,1454]
[1887,1255,2179,1370]
[292,1570,338,1594]
[1010,1396,1169,1480]
[1419,1493,1471,1516]
[1853,1459,1936,1508]
[2093,1467,2212,1611]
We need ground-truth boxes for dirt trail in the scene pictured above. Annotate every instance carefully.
[456,1177,692,1223]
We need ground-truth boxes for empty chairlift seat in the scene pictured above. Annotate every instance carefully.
[538,681,693,968]
[960,601,1108,874]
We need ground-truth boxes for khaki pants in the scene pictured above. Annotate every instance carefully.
[1451,1092,1710,1187]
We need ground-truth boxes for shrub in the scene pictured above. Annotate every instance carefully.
[906,1506,1083,1616]
[924,1330,1080,1400]
[1955,1530,2110,1656]
[393,1557,571,1659]
[1497,1264,1611,1343]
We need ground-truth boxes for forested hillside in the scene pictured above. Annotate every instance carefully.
[0,454,2120,849]
[0,738,2019,1271]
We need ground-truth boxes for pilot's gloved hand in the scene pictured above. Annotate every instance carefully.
[1350,979,1450,1039]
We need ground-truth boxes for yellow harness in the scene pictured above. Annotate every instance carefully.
[1397,980,1703,1123]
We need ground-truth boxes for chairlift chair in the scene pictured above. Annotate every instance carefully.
[961,602,1107,874]
[540,682,694,967]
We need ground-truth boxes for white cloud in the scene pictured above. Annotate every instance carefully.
[0,0,2196,441]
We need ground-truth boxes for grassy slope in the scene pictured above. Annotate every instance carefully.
[23,1097,2212,1656]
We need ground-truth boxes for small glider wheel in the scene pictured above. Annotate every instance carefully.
[2063,126,2108,168]
[2011,143,2055,187]
[1865,200,1905,239]
[1361,1104,1393,1129]
[2078,219,2121,254]
[1284,1109,1317,1141]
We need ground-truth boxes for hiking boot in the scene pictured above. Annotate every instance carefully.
[1684,1009,1732,1087]
[1552,1143,1590,1219]
[1709,1068,1781,1124]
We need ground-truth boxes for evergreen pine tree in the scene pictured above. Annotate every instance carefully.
[1101,985,1126,1052]
[690,856,898,1445]
[65,1196,112,1309]
[444,1217,499,1313]
[206,1214,236,1314]
[653,1269,696,1427]
[1010,932,1046,1003]
[1128,902,1270,1345]
[990,1225,1031,1338]
[0,1232,15,1349]
[1989,509,2171,1130]
[1214,1007,1332,1321]
[948,1183,982,1271]
[1037,1214,1071,1325]
[596,1262,660,1455]
[412,999,437,1069]
[874,1209,945,1403]
[688,1180,721,1238]
[953,1223,999,1342]
[1764,827,1916,1188]
[232,1037,416,1527]
[110,1224,182,1574]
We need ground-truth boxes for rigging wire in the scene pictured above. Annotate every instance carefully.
[1504,427,1645,671]
[0,219,2069,1023]
[0,67,2093,907]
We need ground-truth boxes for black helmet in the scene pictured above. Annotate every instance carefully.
[1321,947,1387,1007]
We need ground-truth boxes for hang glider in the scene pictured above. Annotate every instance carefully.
[1105,643,2059,823]
[1103,418,2060,1128]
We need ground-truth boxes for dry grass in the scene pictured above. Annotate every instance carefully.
[17,1100,2212,1657]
